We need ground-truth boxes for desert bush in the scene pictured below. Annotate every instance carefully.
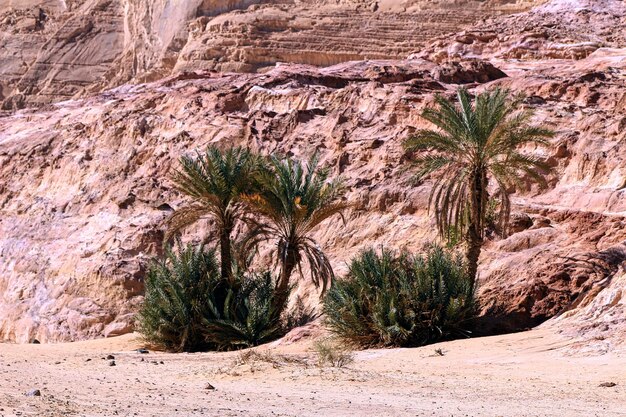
[203,271,284,351]
[313,338,354,368]
[138,243,288,352]
[323,245,476,348]
[233,350,307,368]
[138,243,220,352]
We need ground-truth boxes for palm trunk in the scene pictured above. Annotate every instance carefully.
[465,230,482,285]
[273,247,298,319]
[219,224,233,284]
[466,168,488,285]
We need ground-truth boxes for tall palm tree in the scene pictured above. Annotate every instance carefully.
[165,146,260,283]
[243,153,349,315]
[403,88,553,283]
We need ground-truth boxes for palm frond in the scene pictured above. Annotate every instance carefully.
[163,203,209,243]
[245,152,348,294]
[403,87,554,244]
[165,145,263,279]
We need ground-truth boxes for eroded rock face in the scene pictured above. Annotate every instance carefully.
[547,268,626,355]
[173,0,528,73]
[0,60,436,341]
[414,0,626,62]
[1,0,626,350]
[0,0,125,109]
[0,0,537,109]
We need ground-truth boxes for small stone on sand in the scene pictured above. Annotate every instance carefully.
[26,389,41,397]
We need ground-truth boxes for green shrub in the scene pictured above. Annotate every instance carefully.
[203,271,284,351]
[323,245,476,348]
[138,244,220,352]
[138,243,288,352]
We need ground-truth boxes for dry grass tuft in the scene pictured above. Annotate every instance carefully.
[313,339,354,368]
[233,349,308,369]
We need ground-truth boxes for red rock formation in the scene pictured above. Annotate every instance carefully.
[0,0,537,109]
[1,0,625,352]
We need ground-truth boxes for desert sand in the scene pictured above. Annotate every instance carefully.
[1,328,624,417]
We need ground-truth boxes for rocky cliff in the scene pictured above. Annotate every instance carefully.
[0,0,536,109]
[1,0,625,353]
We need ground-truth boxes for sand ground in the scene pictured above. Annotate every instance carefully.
[0,328,624,417]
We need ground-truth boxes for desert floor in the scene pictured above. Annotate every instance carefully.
[0,328,624,417]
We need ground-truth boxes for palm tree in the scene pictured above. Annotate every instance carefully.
[243,153,349,315]
[165,146,260,283]
[403,88,553,283]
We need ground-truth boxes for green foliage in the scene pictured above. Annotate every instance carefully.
[323,245,476,348]
[138,243,286,352]
[145,148,346,352]
[166,146,260,241]
[137,243,221,352]
[403,88,553,241]
[242,152,349,314]
[165,146,262,281]
[203,271,284,351]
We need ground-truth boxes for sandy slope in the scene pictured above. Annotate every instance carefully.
[0,329,624,417]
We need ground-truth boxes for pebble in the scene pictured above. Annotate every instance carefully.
[106,354,115,360]
[205,383,216,391]
[109,360,116,367]
[25,389,41,397]
[599,382,617,388]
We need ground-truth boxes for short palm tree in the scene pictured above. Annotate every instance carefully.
[403,88,553,282]
[244,153,349,315]
[165,146,260,283]
[324,245,476,347]
[138,241,286,352]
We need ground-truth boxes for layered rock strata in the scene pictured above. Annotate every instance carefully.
[0,0,537,109]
